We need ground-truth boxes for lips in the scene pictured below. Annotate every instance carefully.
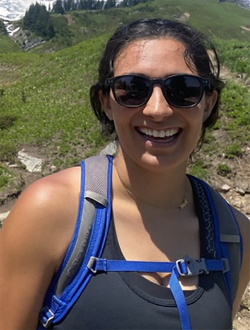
[137,127,181,142]
[138,127,180,137]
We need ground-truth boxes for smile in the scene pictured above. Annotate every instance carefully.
[138,127,181,138]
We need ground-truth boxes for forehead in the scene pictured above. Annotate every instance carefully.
[113,38,195,76]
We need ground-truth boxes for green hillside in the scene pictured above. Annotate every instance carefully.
[0,35,108,170]
[37,0,250,52]
[1,0,250,54]
[0,0,250,188]
[0,35,21,53]
[49,0,250,44]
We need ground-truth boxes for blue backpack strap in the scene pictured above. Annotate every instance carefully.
[85,173,240,330]
[39,155,112,328]
[188,175,242,309]
[87,254,228,330]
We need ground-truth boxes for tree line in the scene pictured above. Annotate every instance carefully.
[22,1,153,40]
[52,0,152,13]
[23,3,55,39]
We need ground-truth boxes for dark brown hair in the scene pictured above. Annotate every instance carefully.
[90,18,224,142]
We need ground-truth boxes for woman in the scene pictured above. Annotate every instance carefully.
[0,19,249,330]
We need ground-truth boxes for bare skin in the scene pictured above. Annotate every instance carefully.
[0,168,81,330]
[0,160,249,330]
[0,38,249,330]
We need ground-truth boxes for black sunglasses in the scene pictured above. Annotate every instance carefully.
[105,74,211,109]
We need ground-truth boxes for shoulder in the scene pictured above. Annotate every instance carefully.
[231,206,250,315]
[231,206,249,261]
[1,165,82,269]
[231,206,250,234]
[231,206,250,265]
[10,166,81,223]
[0,166,83,329]
[205,182,250,314]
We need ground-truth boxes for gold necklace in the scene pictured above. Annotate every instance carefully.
[114,165,188,210]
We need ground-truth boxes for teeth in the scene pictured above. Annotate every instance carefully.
[159,130,165,138]
[139,128,179,138]
[153,130,158,137]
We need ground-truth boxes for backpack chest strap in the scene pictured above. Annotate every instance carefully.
[87,255,229,330]
[87,255,229,276]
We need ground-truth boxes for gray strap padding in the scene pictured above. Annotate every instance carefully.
[85,191,107,206]
[220,234,240,243]
[208,186,241,302]
[85,155,110,201]
[55,155,109,297]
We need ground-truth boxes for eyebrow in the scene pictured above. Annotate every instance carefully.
[113,72,196,79]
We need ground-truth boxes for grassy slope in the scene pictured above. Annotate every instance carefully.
[0,35,109,171]
[68,0,250,42]
[155,0,250,40]
[24,0,250,54]
[0,35,21,53]
[1,0,250,54]
[0,0,250,185]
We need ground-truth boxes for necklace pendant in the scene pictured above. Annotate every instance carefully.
[179,198,188,210]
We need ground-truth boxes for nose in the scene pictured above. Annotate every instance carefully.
[142,86,174,121]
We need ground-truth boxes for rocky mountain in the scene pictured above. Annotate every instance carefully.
[0,0,55,21]
[233,0,250,9]
[219,0,250,8]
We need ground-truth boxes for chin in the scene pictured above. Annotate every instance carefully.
[138,152,188,173]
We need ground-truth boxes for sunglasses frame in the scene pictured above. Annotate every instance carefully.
[105,74,211,109]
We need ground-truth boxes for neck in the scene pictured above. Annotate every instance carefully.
[113,152,189,210]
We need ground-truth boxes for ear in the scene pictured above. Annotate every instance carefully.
[99,90,113,121]
[203,90,218,122]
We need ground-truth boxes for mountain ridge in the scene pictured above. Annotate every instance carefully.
[1,0,250,55]
[0,0,249,22]
[0,0,55,21]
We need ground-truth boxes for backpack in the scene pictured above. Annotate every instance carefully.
[39,155,243,330]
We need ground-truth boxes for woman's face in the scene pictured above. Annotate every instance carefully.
[101,38,217,172]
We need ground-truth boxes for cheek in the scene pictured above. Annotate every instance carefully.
[181,107,204,142]
[111,104,129,130]
[110,98,137,126]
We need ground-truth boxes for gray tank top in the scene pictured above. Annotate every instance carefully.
[49,186,232,330]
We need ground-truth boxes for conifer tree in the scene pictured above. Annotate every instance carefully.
[104,0,116,9]
[94,1,105,9]
[23,3,55,40]
[64,0,74,11]
[52,0,65,14]
[0,20,7,35]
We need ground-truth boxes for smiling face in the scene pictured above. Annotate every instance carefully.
[101,38,217,173]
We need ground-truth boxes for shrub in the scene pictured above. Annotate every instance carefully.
[217,163,231,176]
[225,144,243,159]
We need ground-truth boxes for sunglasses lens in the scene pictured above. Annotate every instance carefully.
[113,76,149,107]
[165,75,202,107]
[109,74,205,108]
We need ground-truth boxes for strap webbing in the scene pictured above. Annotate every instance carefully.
[169,268,191,330]
[87,256,228,330]
[39,158,240,330]
[39,156,112,328]
[193,176,241,308]
[87,257,228,274]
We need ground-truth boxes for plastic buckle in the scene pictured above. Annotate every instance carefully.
[176,256,209,276]
[222,258,230,273]
[87,256,98,273]
[187,256,209,275]
[40,306,54,328]
[176,259,188,276]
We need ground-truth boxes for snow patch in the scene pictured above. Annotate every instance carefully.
[0,0,55,21]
